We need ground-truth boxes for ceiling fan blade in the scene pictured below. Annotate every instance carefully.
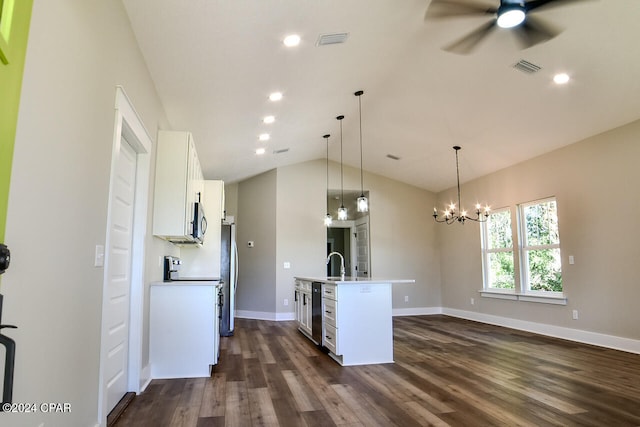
[525,0,592,13]
[512,15,561,49]
[443,20,496,54]
[425,0,497,20]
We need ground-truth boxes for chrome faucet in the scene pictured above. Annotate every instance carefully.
[326,252,345,279]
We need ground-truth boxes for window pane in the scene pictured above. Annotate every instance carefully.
[527,248,562,292]
[524,200,559,246]
[488,251,515,289]
[487,210,512,249]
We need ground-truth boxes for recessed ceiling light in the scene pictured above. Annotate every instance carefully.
[259,133,270,141]
[553,73,570,85]
[263,115,275,124]
[256,148,266,155]
[283,34,301,47]
[269,92,283,102]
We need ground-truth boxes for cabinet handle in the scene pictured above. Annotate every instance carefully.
[294,291,298,302]
[303,294,307,305]
[325,335,332,340]
[325,310,332,314]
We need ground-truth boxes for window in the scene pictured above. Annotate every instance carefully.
[481,208,515,290]
[519,198,562,293]
[481,197,565,303]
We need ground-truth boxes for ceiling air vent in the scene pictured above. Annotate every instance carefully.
[273,148,289,154]
[386,154,401,160]
[513,59,542,74]
[316,32,349,46]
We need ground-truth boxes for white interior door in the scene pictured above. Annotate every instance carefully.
[355,218,370,277]
[104,136,137,413]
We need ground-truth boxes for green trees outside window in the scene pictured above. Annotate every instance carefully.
[521,199,562,292]
[481,198,562,294]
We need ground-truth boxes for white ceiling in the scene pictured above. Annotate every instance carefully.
[122,0,640,192]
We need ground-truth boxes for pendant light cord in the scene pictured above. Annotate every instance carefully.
[339,117,344,206]
[357,93,364,195]
[324,134,330,213]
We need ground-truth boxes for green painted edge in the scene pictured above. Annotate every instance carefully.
[0,0,33,247]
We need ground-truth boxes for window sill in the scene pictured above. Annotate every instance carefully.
[479,290,567,305]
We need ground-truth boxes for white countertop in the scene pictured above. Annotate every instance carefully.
[295,276,415,285]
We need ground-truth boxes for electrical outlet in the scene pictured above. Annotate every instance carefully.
[284,298,289,306]
[572,310,579,320]
[404,295,409,303]
[470,297,475,305]
[283,262,291,269]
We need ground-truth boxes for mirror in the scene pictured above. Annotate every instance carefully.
[326,190,370,278]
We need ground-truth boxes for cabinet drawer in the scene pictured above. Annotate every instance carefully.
[323,323,339,355]
[323,297,337,327]
[322,284,337,300]
[296,280,311,292]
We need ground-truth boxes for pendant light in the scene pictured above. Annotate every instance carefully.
[354,90,368,213]
[336,115,347,221]
[323,134,333,226]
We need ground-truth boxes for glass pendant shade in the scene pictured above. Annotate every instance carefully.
[338,206,348,221]
[324,213,333,226]
[357,194,368,213]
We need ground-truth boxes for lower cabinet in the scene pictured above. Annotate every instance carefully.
[322,284,339,355]
[150,283,221,378]
[295,280,312,338]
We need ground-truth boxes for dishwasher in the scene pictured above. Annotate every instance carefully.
[311,282,323,345]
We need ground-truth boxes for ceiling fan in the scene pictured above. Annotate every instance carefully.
[425,0,590,54]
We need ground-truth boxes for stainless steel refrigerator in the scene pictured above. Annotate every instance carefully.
[220,221,237,336]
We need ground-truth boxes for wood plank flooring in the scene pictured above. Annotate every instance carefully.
[114,315,640,426]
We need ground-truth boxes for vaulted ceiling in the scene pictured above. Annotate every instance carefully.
[122,0,640,192]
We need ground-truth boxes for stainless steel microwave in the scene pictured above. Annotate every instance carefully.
[192,200,207,244]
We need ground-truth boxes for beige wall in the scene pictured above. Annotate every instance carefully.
[236,170,277,315]
[438,118,640,340]
[4,1,170,426]
[236,158,441,317]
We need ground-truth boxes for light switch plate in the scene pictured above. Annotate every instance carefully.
[284,262,291,269]
[94,245,105,267]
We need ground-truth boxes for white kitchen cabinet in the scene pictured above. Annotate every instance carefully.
[150,282,221,378]
[295,279,312,338]
[152,130,204,244]
[180,180,225,278]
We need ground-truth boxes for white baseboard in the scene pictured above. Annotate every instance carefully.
[443,307,640,355]
[235,310,295,321]
[392,307,443,316]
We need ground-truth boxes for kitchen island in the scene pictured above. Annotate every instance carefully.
[294,276,414,366]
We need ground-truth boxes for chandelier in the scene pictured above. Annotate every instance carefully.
[433,146,490,224]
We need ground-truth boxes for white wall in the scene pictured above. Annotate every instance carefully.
[3,1,170,426]
[438,118,640,341]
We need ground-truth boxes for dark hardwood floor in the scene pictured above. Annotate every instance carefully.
[114,315,640,426]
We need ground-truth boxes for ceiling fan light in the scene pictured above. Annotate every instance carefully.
[497,8,525,29]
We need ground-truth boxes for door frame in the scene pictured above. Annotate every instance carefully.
[97,86,152,424]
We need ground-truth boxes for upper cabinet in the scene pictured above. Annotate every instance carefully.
[153,131,204,244]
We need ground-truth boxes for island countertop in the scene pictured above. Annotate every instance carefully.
[294,276,415,285]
